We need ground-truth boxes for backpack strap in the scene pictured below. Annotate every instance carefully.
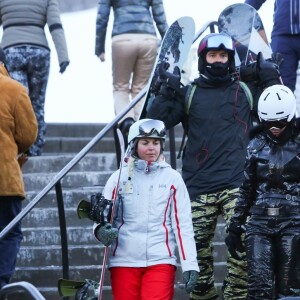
[177,84,197,159]
[185,83,197,114]
[239,81,253,110]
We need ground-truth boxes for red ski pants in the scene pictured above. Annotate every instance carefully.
[110,264,176,300]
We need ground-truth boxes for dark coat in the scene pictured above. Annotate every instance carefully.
[147,77,259,199]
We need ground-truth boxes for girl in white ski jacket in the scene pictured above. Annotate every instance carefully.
[94,119,199,300]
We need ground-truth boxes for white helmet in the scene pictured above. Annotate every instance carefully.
[127,119,166,144]
[258,85,296,122]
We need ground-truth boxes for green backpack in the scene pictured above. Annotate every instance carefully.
[185,81,253,114]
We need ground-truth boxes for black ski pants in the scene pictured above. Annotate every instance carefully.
[245,215,300,299]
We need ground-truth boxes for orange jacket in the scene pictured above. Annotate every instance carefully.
[0,65,37,198]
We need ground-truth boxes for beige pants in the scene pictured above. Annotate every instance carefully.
[111,33,158,121]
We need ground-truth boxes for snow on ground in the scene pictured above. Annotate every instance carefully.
[45,0,275,123]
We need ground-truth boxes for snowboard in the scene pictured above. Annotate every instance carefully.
[218,3,272,66]
[139,16,195,119]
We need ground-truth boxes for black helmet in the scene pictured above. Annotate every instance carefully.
[197,33,235,73]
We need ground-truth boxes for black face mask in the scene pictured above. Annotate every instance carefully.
[205,61,230,77]
[201,61,231,84]
[265,123,293,144]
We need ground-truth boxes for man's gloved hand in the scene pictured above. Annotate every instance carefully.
[182,270,199,293]
[158,61,181,92]
[59,61,69,74]
[95,222,118,246]
[225,222,245,260]
[256,52,281,87]
[239,62,258,82]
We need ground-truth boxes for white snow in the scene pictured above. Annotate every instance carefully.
[35,1,275,122]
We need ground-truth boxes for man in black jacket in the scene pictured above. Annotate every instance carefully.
[147,32,281,300]
[226,85,300,299]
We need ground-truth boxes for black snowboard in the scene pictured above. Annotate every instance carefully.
[139,16,195,119]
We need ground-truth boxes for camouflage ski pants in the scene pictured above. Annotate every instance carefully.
[4,46,50,156]
[190,188,248,300]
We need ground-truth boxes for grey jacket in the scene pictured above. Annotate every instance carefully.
[0,0,69,64]
[95,156,199,273]
[95,0,168,55]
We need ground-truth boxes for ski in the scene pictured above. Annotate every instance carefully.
[139,16,195,119]
[218,3,272,66]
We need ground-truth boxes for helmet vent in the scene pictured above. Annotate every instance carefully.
[263,93,270,101]
[276,92,282,100]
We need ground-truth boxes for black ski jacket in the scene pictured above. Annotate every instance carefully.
[231,121,300,226]
[147,77,259,199]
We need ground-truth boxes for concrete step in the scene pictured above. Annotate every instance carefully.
[45,123,184,138]
[43,123,184,154]
[22,153,181,174]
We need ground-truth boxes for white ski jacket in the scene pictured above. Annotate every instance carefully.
[94,156,199,273]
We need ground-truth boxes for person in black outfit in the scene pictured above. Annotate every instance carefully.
[147,32,282,300]
[226,84,300,300]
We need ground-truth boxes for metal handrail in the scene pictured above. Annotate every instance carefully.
[0,20,218,297]
[0,20,219,241]
[0,281,46,300]
[0,86,147,288]
[0,85,147,242]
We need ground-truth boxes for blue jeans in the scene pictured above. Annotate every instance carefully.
[271,35,300,92]
[0,197,23,288]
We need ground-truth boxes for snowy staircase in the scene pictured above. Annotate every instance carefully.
[10,123,226,300]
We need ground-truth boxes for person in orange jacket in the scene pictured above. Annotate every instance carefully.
[0,47,38,288]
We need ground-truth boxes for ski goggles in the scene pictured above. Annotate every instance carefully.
[198,34,235,54]
[139,119,166,138]
[263,118,288,129]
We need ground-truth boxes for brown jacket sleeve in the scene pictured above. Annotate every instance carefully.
[14,87,38,154]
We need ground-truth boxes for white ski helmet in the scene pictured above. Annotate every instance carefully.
[258,85,296,122]
[128,119,166,144]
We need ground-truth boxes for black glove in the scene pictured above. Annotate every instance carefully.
[239,62,258,82]
[89,193,113,224]
[157,61,181,92]
[256,52,281,87]
[183,270,199,293]
[225,222,245,260]
[94,222,118,246]
[59,61,69,74]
